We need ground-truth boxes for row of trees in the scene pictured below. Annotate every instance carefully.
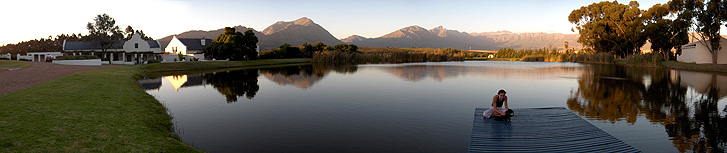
[259,42,359,59]
[0,33,84,55]
[0,14,152,56]
[569,0,727,63]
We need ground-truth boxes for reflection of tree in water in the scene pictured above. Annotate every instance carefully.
[258,64,358,89]
[202,69,260,103]
[568,64,727,152]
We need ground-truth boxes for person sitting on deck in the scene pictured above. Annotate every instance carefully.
[483,89,510,119]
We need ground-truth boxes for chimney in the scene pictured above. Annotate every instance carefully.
[201,38,205,46]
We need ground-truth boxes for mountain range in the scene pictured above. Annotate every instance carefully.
[159,17,583,51]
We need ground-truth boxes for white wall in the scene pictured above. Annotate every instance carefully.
[52,59,102,65]
[165,36,188,55]
[123,33,162,53]
[678,47,696,63]
[678,37,727,64]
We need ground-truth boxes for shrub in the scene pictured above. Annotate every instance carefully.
[0,57,9,60]
[520,55,545,61]
[54,55,99,60]
[259,48,287,59]
[570,53,613,63]
[626,53,662,66]
[147,59,160,63]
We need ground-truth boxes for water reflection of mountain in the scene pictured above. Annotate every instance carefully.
[260,64,357,89]
[381,64,582,82]
[567,64,727,152]
[260,65,325,89]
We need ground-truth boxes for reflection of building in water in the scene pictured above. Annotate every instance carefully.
[163,74,206,91]
[381,64,582,82]
[263,73,322,89]
[138,78,162,91]
[672,70,727,98]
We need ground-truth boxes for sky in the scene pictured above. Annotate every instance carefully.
[2,0,724,46]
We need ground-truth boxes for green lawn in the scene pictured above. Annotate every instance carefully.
[0,60,30,68]
[0,59,311,152]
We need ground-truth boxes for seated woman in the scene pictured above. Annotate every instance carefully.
[483,89,509,118]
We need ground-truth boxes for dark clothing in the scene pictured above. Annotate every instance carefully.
[493,95,507,107]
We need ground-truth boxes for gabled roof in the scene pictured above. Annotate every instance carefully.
[63,40,160,51]
[177,38,213,50]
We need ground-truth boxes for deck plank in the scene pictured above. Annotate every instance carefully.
[469,107,640,153]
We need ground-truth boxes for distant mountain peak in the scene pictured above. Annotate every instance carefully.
[341,35,368,43]
[293,17,313,26]
[403,25,427,31]
[262,17,320,35]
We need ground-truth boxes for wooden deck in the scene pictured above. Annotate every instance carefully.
[469,107,640,153]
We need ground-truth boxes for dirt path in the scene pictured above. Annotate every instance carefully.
[0,62,122,95]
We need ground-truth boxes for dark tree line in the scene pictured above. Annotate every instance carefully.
[259,42,360,59]
[0,33,83,55]
[1,13,152,56]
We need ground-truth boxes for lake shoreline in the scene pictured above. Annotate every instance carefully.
[0,59,311,152]
[465,59,727,74]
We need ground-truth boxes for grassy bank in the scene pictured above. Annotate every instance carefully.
[0,59,311,152]
[0,60,30,69]
[141,58,311,77]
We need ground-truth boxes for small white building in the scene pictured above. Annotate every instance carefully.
[164,36,212,61]
[678,37,727,64]
[18,52,63,62]
[63,32,162,65]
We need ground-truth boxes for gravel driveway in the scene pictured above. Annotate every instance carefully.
[0,62,122,95]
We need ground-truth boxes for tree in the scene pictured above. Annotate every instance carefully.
[569,1,647,58]
[333,44,359,53]
[203,27,258,60]
[690,0,724,64]
[124,25,134,39]
[300,43,314,58]
[643,3,691,61]
[123,25,153,40]
[241,29,258,52]
[86,13,123,58]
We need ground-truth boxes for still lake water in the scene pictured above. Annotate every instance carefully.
[140,61,727,153]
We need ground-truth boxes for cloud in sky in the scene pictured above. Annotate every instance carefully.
[1,0,725,46]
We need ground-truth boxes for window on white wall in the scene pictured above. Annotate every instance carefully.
[135,43,139,48]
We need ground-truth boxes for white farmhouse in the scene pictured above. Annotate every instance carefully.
[678,37,727,64]
[164,36,212,61]
[63,32,162,65]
